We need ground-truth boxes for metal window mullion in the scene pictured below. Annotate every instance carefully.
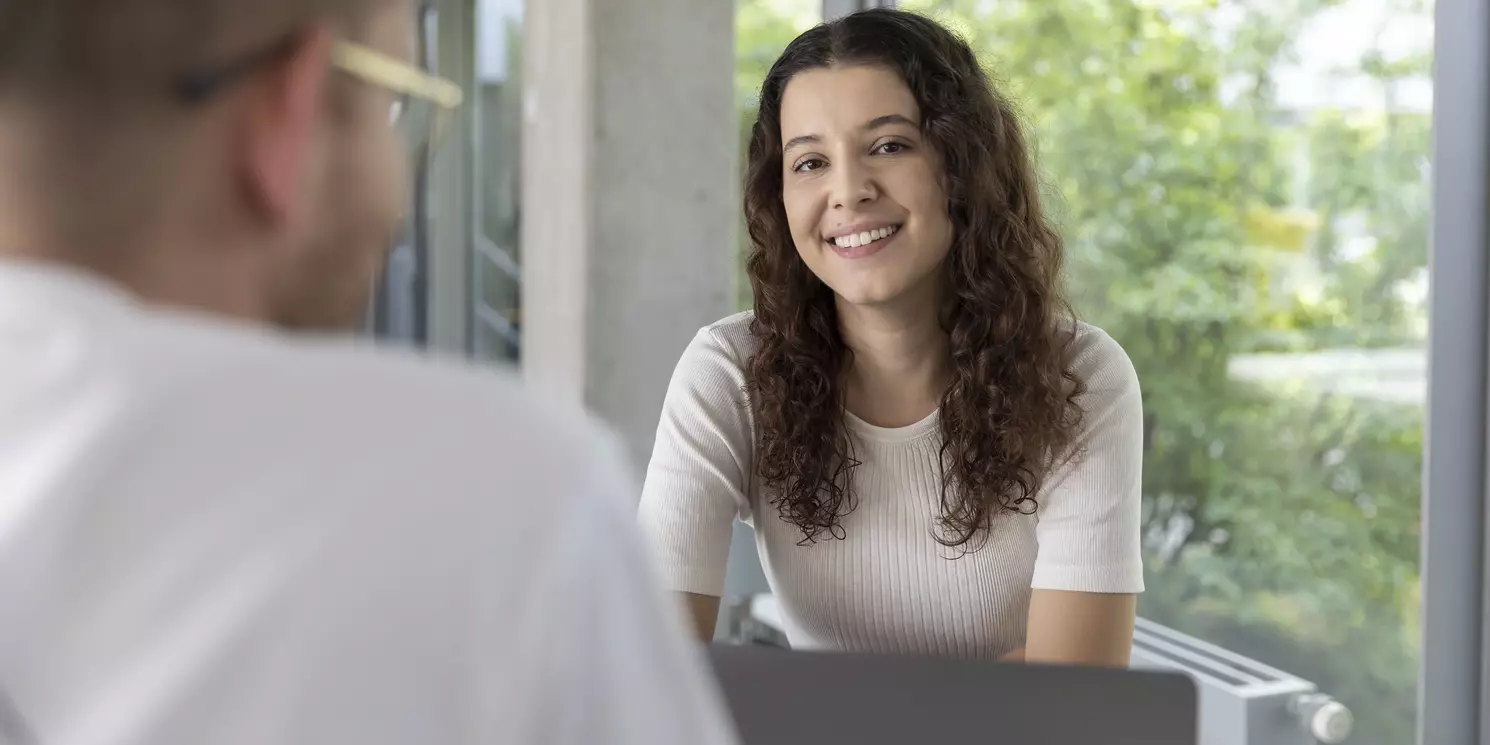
[822,0,897,22]
[468,0,490,359]
[1420,0,1490,742]
[424,0,476,356]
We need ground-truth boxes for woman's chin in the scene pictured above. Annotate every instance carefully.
[826,266,943,314]
[829,281,912,309]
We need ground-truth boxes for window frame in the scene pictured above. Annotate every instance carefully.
[1420,0,1490,741]
[822,0,893,20]
[367,4,442,344]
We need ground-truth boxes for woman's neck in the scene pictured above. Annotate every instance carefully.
[837,296,952,429]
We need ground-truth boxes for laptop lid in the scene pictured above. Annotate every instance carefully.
[707,644,1197,745]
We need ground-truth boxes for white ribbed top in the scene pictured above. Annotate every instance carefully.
[638,311,1145,660]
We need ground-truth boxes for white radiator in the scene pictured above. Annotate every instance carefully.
[1131,618,1352,745]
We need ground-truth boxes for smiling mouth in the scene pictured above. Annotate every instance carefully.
[826,224,902,258]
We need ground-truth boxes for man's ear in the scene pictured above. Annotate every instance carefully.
[236,28,336,226]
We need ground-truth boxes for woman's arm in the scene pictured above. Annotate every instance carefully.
[1022,589,1136,666]
[1021,330,1145,666]
[637,325,756,640]
[682,592,723,641]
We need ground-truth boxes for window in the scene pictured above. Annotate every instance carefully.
[900,1,1432,742]
[472,0,524,362]
[736,0,824,308]
[367,4,441,344]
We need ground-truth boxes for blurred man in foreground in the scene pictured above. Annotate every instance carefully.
[0,1,738,743]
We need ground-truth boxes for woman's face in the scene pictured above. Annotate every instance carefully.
[778,64,953,310]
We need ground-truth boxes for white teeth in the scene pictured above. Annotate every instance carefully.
[832,224,899,249]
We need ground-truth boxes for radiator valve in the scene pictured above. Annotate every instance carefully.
[1289,692,1354,744]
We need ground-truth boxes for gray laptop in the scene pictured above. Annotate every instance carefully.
[707,644,1197,745]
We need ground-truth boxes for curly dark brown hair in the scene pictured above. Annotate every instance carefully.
[743,8,1085,549]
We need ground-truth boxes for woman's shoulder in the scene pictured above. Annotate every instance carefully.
[1068,321,1141,400]
[659,311,759,446]
[661,310,760,403]
[685,309,760,370]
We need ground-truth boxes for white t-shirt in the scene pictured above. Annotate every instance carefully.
[638,311,1144,659]
[0,261,738,745]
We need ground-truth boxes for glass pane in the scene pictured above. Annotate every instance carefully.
[899,1,1430,743]
[473,0,524,362]
[367,4,440,344]
[736,0,823,310]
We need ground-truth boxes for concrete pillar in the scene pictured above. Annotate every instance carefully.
[522,0,738,469]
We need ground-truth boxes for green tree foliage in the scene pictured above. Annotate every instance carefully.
[737,1,1430,742]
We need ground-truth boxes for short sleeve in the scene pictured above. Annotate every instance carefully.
[637,326,755,597]
[1031,328,1146,594]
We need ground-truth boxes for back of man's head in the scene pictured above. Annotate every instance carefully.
[0,1,320,97]
[0,0,419,330]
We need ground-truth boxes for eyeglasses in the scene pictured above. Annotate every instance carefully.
[176,38,464,158]
[330,41,463,157]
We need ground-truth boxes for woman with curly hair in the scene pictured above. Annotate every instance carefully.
[639,7,1143,666]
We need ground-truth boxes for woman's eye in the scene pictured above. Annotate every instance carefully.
[875,141,907,155]
[793,158,826,173]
